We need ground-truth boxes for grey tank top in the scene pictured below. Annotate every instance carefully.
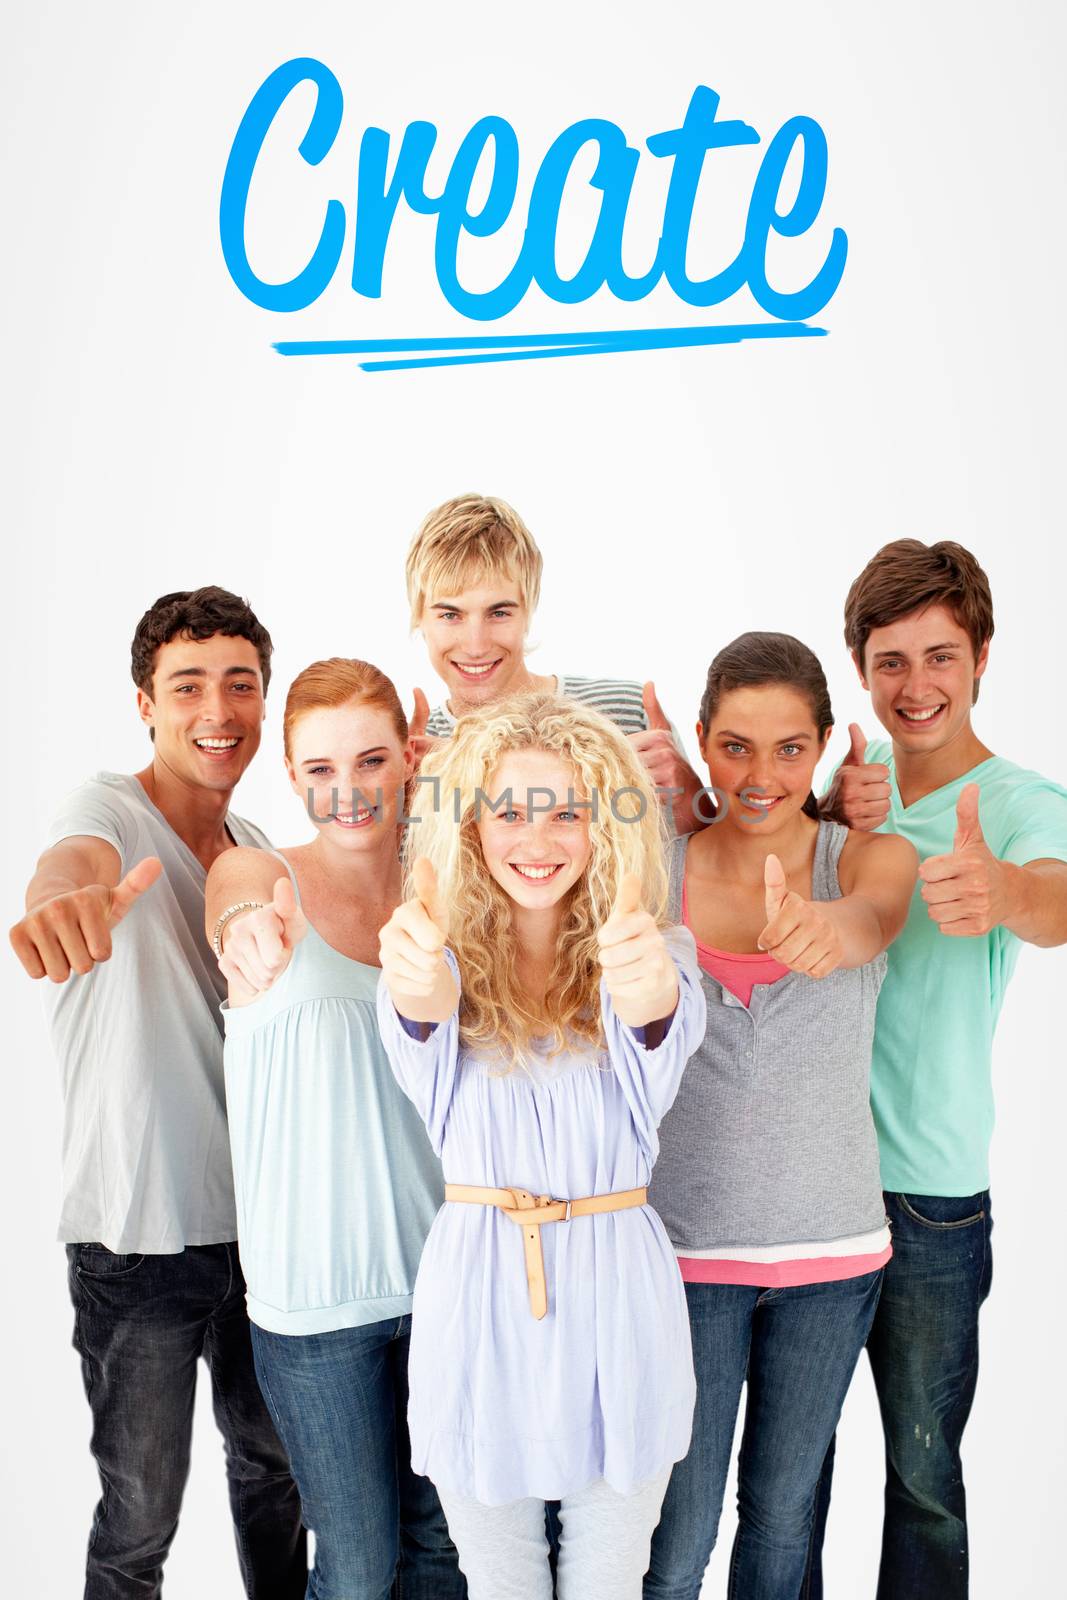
[647,822,888,1252]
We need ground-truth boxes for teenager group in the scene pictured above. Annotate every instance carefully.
[11,496,1067,1600]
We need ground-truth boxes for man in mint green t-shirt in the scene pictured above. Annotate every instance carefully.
[807,540,1067,1600]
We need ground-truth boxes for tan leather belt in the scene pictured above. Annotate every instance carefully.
[445,1183,648,1320]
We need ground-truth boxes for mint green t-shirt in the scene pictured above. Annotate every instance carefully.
[847,743,1067,1196]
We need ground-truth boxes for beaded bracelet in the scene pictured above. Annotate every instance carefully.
[211,901,264,960]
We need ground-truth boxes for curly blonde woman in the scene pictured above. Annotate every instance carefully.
[376,691,707,1600]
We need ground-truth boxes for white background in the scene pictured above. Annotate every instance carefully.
[2,3,1064,1594]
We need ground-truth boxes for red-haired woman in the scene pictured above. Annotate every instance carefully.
[205,659,466,1600]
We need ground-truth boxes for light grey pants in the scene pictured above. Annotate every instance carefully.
[436,1472,671,1600]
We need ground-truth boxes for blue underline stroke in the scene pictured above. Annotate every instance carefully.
[272,320,825,372]
[358,325,822,372]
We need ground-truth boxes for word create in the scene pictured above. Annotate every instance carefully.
[220,58,847,322]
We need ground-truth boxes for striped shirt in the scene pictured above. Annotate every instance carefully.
[425,675,653,738]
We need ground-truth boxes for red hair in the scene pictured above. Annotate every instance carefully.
[283,659,408,760]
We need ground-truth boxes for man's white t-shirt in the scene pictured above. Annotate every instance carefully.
[41,772,269,1254]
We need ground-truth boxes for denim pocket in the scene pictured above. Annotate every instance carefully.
[75,1243,147,1277]
[898,1193,986,1230]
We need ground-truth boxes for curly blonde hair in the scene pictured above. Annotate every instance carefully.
[406,691,669,1069]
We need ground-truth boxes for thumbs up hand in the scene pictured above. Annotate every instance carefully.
[10,856,163,982]
[410,856,450,941]
[845,723,868,767]
[379,856,458,1021]
[218,874,309,999]
[822,724,891,832]
[597,871,679,1028]
[110,857,165,924]
[757,853,844,979]
[642,682,672,734]
[763,852,788,922]
[918,784,1006,937]
[409,687,447,767]
[628,683,681,786]
[952,782,983,852]
[627,681,706,835]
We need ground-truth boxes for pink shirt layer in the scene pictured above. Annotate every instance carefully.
[680,877,790,1005]
[678,1245,893,1288]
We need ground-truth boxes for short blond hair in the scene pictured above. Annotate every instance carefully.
[405,494,543,629]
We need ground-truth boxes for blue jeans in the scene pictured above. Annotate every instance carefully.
[643,1269,883,1600]
[67,1241,305,1600]
[251,1316,466,1600]
[804,1191,993,1600]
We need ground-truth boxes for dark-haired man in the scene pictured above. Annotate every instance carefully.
[10,588,305,1600]
[809,542,1067,1599]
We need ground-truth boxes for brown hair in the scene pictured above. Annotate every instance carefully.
[283,659,407,760]
[131,587,273,743]
[131,587,272,693]
[405,494,543,629]
[699,633,834,821]
[844,540,994,682]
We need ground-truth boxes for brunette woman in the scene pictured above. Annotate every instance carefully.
[643,634,917,1600]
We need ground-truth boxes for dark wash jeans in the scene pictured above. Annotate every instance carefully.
[66,1240,305,1600]
[643,1268,883,1600]
[803,1190,993,1600]
[251,1315,466,1600]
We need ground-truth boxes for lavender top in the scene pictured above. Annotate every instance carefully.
[375,927,705,1505]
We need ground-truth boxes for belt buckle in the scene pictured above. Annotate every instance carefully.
[517,1191,572,1222]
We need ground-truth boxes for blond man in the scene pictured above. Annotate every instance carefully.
[406,494,704,834]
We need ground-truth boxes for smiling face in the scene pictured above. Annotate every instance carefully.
[476,748,592,916]
[420,575,532,711]
[857,602,988,755]
[286,701,414,845]
[699,683,831,834]
[137,632,265,792]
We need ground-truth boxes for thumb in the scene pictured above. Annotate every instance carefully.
[411,855,449,935]
[954,783,983,851]
[109,856,163,924]
[763,853,788,922]
[410,687,430,739]
[610,872,643,920]
[272,876,307,944]
[844,723,867,767]
[642,680,671,733]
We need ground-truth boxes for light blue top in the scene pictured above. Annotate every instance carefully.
[375,927,706,1505]
[222,853,445,1335]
